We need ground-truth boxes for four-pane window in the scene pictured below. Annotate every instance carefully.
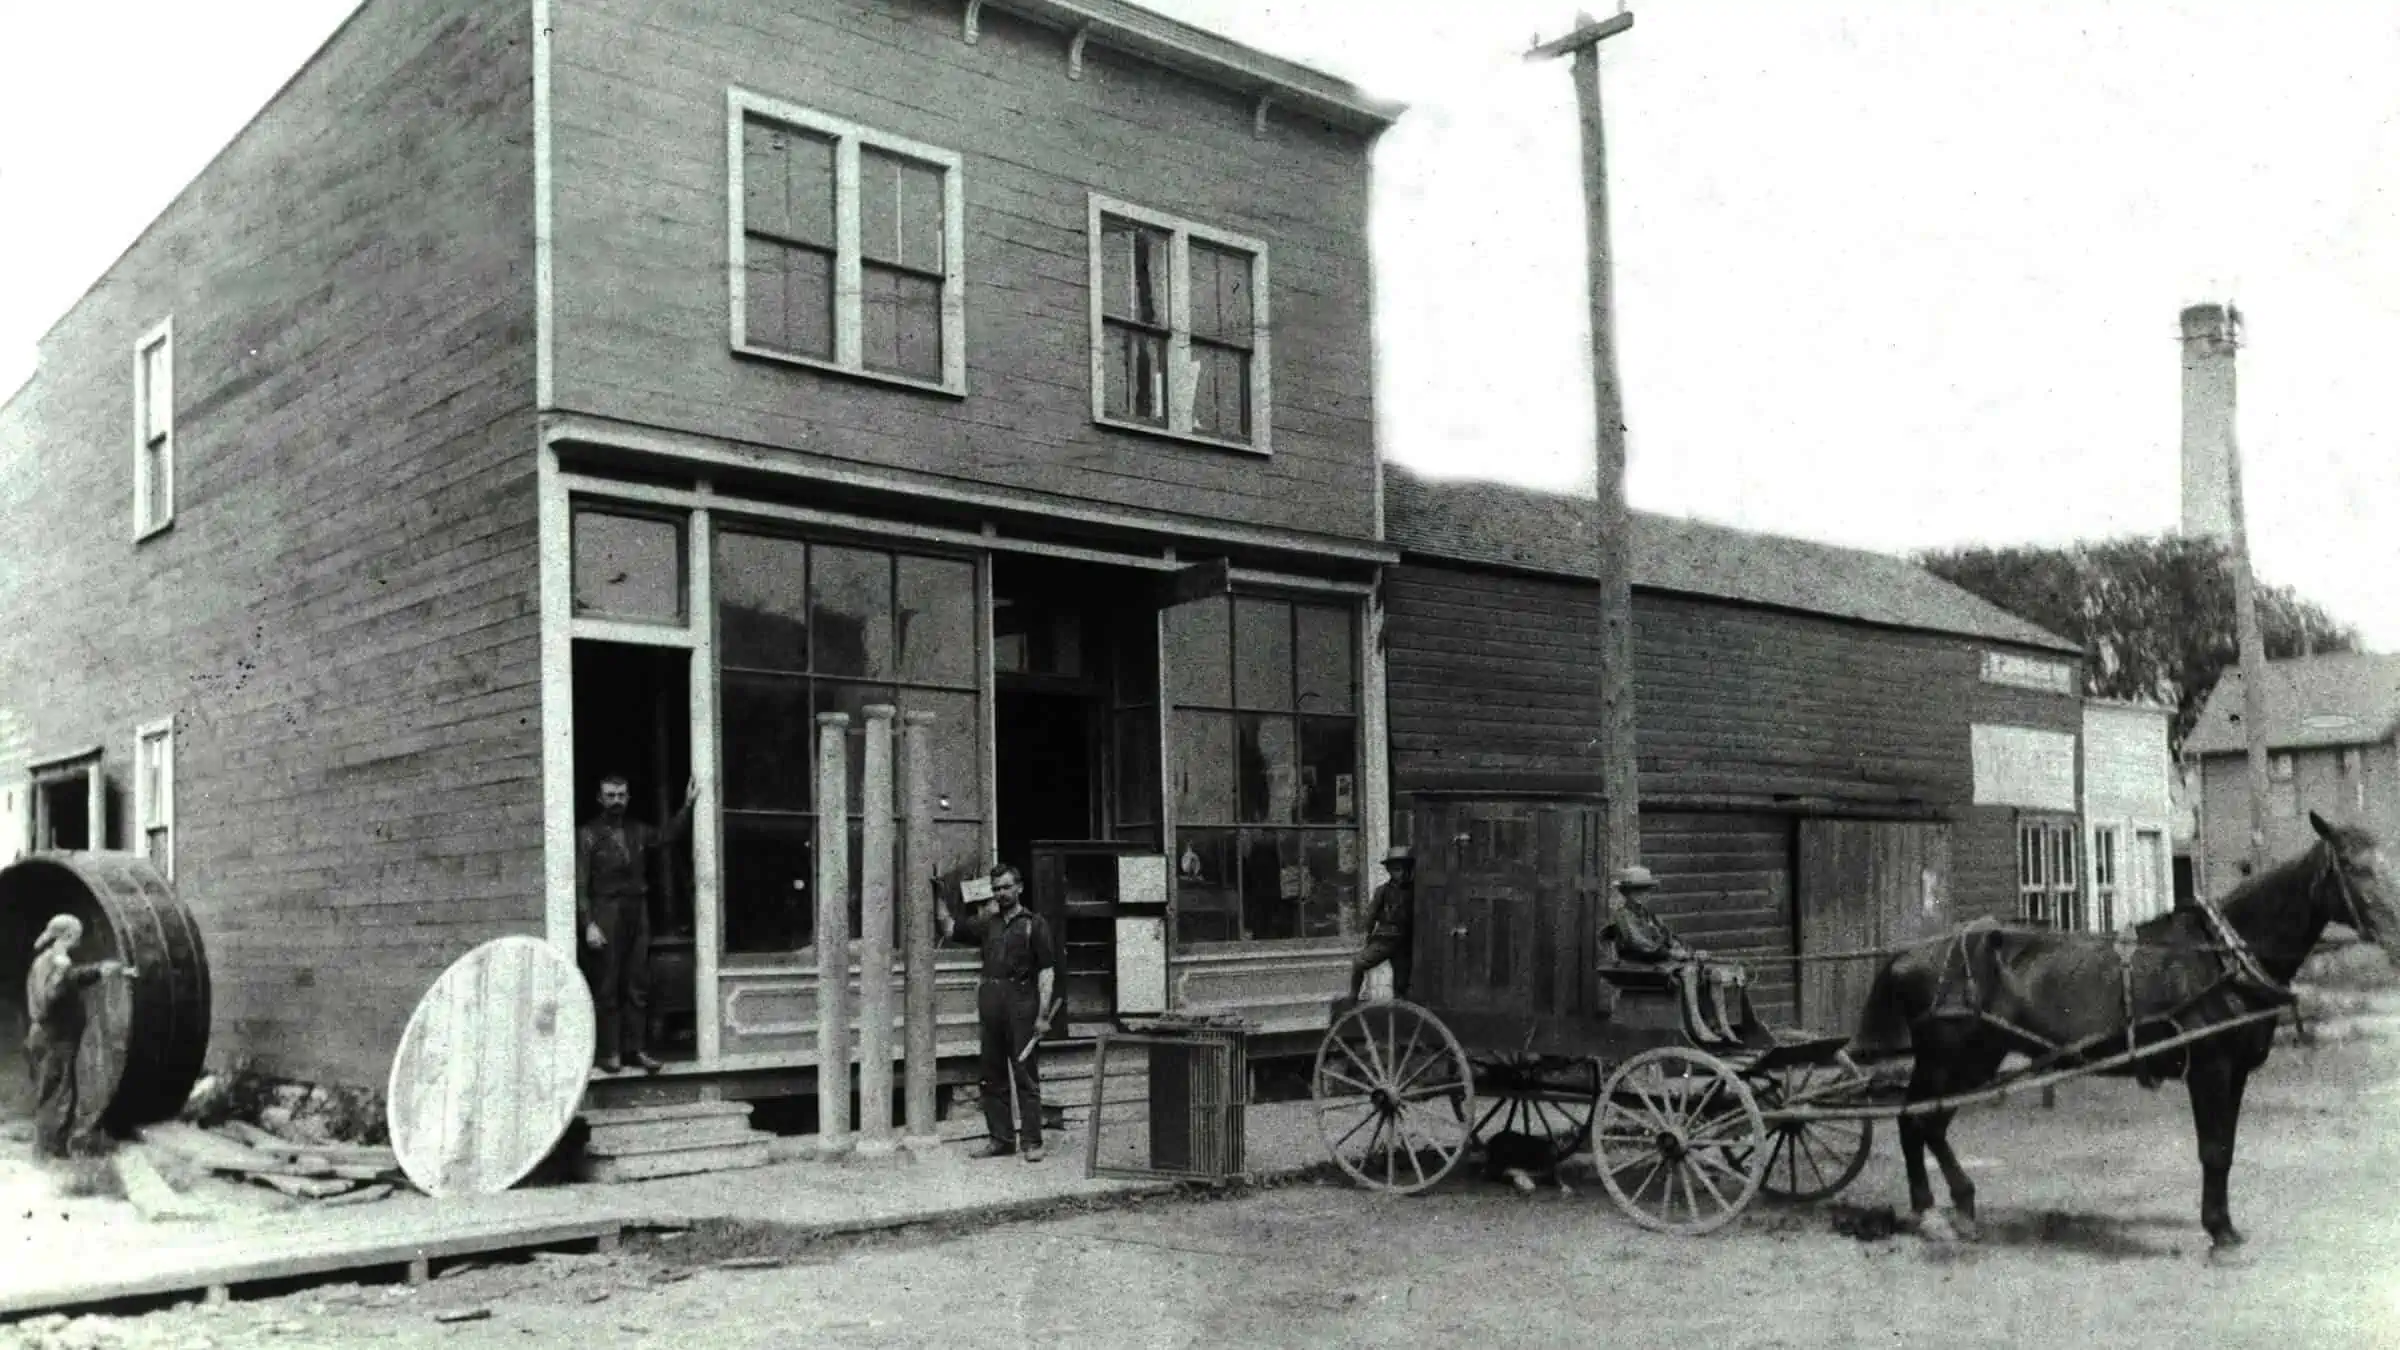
[1090,197,1270,450]
[730,92,964,392]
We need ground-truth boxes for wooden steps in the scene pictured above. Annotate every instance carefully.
[572,1101,775,1184]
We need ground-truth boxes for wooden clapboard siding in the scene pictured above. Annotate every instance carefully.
[1640,813,1795,1024]
[1386,566,1988,807]
[0,0,541,1090]
[546,0,1380,541]
[1384,559,2089,991]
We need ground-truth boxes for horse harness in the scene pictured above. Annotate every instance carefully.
[1923,844,2363,1082]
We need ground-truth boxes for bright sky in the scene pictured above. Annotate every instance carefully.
[4,1,2394,647]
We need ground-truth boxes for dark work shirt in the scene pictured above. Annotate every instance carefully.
[954,907,1059,984]
[577,820,660,916]
[1367,880,1414,940]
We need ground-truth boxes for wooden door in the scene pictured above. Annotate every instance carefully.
[1409,798,1605,1033]
[1796,820,1952,1034]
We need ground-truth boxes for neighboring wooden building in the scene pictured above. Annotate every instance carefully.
[1379,467,2087,1030]
[2184,653,2400,900]
[0,0,1404,1096]
[2081,700,2175,930]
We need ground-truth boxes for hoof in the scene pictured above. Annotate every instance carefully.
[2206,1244,2255,1268]
[1916,1210,1960,1244]
[1950,1214,1982,1244]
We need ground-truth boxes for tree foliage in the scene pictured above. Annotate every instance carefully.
[1916,535,2361,755]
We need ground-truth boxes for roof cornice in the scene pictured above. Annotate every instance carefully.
[984,0,1406,133]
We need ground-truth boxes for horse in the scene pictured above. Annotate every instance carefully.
[1844,810,2396,1256]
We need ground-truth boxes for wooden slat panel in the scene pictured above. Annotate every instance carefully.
[389,937,594,1198]
[1796,820,1955,1035]
[1640,812,1795,1025]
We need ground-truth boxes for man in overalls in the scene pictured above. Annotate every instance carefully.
[576,772,697,1075]
[944,864,1057,1161]
[1347,848,1416,1001]
[23,914,138,1158]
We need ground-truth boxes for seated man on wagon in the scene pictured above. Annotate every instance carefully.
[1347,848,1416,1001]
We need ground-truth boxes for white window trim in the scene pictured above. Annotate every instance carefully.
[725,87,967,397]
[1086,193,1272,456]
[133,317,175,541]
[135,717,175,879]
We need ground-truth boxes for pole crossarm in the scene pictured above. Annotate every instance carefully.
[1526,10,1632,62]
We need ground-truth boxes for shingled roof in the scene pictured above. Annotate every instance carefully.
[2182,653,2400,756]
[1382,464,2080,655]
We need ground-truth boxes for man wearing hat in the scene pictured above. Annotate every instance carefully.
[1605,866,1688,963]
[23,915,138,1158]
[942,864,1058,1161]
[1347,847,1417,1002]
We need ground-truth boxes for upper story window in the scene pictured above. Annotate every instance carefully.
[134,318,174,539]
[727,89,965,395]
[1088,196,1271,455]
[137,718,176,879]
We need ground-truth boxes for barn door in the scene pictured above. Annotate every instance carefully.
[1796,820,1952,1034]
[1410,798,1545,1019]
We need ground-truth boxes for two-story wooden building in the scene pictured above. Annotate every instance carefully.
[0,0,1404,1100]
[1378,467,2088,1031]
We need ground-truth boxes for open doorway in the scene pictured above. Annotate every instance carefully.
[572,641,696,1063]
[995,690,1097,879]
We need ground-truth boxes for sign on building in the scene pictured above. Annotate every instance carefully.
[1981,651,2078,696]
[1971,724,2077,811]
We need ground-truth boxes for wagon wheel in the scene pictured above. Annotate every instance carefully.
[1313,1000,1476,1196]
[1748,1062,1874,1203]
[1454,1056,1603,1153]
[1594,1046,1767,1236]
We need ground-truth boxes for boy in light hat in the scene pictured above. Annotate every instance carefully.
[23,914,138,1157]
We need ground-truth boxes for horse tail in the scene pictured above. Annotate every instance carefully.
[1844,955,1917,1062]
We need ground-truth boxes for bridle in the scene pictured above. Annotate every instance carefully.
[2315,839,2379,945]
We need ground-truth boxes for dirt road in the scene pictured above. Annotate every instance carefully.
[11,1001,2400,1350]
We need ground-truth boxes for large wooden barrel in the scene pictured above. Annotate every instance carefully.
[0,853,211,1131]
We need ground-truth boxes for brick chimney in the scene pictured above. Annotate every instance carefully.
[2178,302,2242,543]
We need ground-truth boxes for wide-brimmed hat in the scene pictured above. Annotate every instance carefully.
[1613,866,1659,891]
[1380,847,1413,868]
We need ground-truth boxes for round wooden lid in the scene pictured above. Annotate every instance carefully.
[387,936,594,1198]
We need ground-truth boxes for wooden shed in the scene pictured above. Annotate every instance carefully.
[1380,467,2087,1030]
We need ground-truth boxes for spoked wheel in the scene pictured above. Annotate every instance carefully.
[1455,1055,1602,1152]
[1748,1062,1874,1202]
[1313,1000,1476,1196]
[1595,1046,1767,1235]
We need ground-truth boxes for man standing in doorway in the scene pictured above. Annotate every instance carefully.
[577,771,697,1075]
[1347,848,1416,1002]
[944,864,1058,1161]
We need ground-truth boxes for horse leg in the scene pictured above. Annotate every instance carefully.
[1918,1106,1979,1240]
[2187,1056,2246,1252]
[1898,1058,1946,1237]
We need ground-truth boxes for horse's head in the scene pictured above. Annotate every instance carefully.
[2309,810,2400,965]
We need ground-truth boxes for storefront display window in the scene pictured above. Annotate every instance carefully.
[716,529,981,958]
[1168,594,1360,947]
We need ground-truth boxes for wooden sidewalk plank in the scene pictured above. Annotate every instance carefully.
[0,1215,626,1316]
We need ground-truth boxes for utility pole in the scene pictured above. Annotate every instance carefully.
[1531,9,1641,883]
[2217,308,2272,874]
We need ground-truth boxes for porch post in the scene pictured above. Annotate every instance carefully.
[856,705,899,1154]
[815,712,854,1156]
[901,709,942,1148]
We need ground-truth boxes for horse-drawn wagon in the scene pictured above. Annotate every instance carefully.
[1313,797,2395,1251]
